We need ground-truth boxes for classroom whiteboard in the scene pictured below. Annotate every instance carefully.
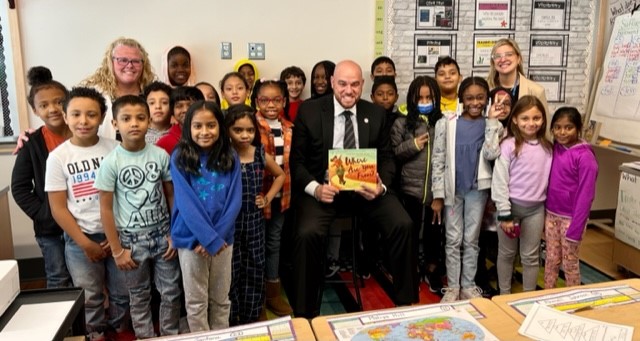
[591,12,640,146]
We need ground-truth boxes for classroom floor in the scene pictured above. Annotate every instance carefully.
[312,225,635,316]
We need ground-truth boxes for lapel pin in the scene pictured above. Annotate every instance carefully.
[364,118,369,123]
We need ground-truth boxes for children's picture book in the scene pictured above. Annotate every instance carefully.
[328,148,377,191]
[584,120,602,144]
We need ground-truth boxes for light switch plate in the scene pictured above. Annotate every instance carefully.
[221,42,232,60]
[248,42,265,60]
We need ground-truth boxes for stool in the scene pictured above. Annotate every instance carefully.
[325,214,363,311]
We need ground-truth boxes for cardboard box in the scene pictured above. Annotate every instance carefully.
[0,260,20,316]
[612,239,640,276]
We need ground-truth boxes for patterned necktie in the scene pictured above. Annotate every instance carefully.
[343,110,356,149]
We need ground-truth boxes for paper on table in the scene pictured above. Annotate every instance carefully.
[519,303,634,341]
[330,306,498,341]
[158,316,294,341]
[621,161,640,171]
[0,301,75,341]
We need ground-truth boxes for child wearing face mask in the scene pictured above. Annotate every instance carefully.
[390,76,444,301]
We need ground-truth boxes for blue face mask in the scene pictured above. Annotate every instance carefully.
[417,103,433,115]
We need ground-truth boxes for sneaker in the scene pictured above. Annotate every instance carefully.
[440,287,460,303]
[480,285,498,299]
[460,286,483,300]
[424,270,443,293]
[87,332,105,341]
[356,258,372,279]
[325,259,340,278]
[105,329,137,341]
[356,268,371,280]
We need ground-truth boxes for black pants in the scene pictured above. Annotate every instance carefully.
[290,192,414,318]
[402,194,446,300]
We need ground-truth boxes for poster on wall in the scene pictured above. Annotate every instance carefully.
[529,35,568,67]
[531,0,570,30]
[528,70,566,102]
[472,69,490,79]
[415,0,457,30]
[474,0,514,30]
[473,33,515,67]
[414,70,435,79]
[414,34,457,69]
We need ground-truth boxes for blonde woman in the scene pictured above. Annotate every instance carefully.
[82,37,156,139]
[487,38,550,129]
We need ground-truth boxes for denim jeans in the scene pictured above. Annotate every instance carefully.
[444,189,488,289]
[120,226,181,338]
[265,201,285,280]
[36,234,72,288]
[64,233,130,333]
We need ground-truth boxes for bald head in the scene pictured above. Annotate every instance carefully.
[331,60,364,109]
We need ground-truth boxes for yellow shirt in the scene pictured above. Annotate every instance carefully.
[440,96,458,113]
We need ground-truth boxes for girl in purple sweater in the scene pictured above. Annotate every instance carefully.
[491,96,553,294]
[544,107,598,288]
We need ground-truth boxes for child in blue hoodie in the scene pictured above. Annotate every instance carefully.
[170,100,242,332]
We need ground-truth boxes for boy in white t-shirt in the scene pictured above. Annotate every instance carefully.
[45,87,127,341]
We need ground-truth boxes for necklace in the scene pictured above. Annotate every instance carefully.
[524,139,540,145]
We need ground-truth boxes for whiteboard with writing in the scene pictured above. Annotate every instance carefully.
[591,13,640,146]
[615,168,640,250]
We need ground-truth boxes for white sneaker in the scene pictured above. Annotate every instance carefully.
[325,259,340,278]
[87,332,105,341]
[440,287,460,303]
[460,286,483,300]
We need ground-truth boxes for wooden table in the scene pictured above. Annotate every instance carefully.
[492,278,640,339]
[290,318,315,340]
[311,298,528,340]
[152,317,313,340]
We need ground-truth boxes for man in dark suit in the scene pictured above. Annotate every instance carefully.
[289,60,414,318]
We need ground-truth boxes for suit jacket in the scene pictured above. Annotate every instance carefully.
[290,95,395,193]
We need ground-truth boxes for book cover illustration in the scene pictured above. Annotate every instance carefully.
[328,148,377,191]
[584,120,602,144]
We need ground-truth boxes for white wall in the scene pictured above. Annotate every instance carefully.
[18,0,376,128]
[6,0,376,258]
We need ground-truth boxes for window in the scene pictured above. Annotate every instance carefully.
[0,1,23,144]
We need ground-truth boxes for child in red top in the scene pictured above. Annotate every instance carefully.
[280,66,306,122]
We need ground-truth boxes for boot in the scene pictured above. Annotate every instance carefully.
[266,279,293,316]
[258,302,268,321]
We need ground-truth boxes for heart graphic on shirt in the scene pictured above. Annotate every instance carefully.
[125,189,149,209]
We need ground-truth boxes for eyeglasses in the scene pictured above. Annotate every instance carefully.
[112,57,143,67]
[491,51,516,60]
[257,96,284,106]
